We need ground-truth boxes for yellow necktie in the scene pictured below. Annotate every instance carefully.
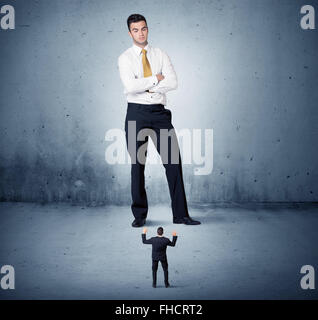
[142,49,152,77]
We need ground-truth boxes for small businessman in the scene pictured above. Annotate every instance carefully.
[142,227,177,288]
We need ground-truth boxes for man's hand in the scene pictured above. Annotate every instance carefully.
[143,228,147,234]
[156,74,165,82]
[146,74,164,93]
[172,231,177,236]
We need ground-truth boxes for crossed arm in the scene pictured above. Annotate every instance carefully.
[148,51,178,94]
[118,50,178,95]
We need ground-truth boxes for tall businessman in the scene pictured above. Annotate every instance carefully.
[142,227,177,288]
[118,14,200,227]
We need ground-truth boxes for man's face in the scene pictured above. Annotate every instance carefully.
[128,20,148,46]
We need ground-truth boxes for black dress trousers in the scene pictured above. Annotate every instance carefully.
[152,259,169,285]
[124,102,189,220]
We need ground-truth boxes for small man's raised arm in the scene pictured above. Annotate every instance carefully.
[142,228,152,244]
[168,231,178,247]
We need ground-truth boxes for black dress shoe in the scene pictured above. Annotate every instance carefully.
[131,218,146,227]
[165,282,170,288]
[152,283,156,288]
[173,216,201,225]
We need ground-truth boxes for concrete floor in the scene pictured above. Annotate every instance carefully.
[0,202,318,300]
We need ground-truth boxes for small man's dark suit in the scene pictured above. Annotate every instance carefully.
[142,233,177,287]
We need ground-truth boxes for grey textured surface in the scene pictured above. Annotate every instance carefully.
[0,0,317,204]
[0,202,318,300]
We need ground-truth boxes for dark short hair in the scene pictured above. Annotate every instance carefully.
[127,14,147,31]
[157,227,163,236]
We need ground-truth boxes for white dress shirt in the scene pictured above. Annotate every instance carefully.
[118,43,178,105]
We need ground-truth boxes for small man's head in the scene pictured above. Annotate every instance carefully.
[157,227,164,236]
[127,14,148,46]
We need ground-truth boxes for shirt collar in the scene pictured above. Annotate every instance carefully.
[132,43,150,56]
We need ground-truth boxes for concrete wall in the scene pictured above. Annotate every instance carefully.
[0,0,317,204]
